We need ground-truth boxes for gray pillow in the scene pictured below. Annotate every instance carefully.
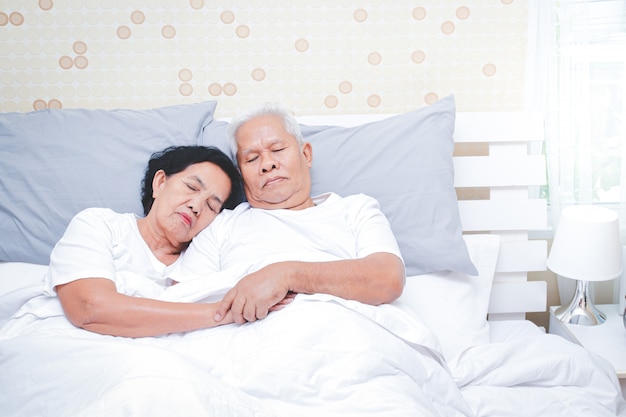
[305,95,477,275]
[0,101,217,265]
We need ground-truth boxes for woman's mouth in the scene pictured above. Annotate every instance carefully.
[178,212,192,227]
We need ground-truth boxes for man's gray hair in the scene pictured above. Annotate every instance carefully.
[227,102,305,157]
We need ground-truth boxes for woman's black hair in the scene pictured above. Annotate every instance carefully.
[140,145,244,216]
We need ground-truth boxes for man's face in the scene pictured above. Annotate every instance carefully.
[235,114,314,210]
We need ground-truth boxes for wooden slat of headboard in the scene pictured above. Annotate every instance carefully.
[496,240,547,273]
[453,155,546,187]
[488,281,547,316]
[458,199,547,231]
[454,111,544,143]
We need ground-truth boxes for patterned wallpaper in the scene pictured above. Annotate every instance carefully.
[1,0,528,117]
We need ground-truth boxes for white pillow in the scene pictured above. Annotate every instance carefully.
[394,234,500,361]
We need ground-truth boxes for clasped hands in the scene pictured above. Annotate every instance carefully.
[213,262,296,324]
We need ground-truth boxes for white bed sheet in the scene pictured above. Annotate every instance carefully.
[0,261,46,294]
[473,320,626,416]
[1,262,625,417]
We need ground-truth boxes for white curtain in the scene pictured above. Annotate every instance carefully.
[526,0,626,306]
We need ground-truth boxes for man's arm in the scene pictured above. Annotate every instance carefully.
[214,252,405,324]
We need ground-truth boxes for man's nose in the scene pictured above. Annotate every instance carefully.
[260,154,278,173]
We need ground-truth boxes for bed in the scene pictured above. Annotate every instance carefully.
[0,96,624,417]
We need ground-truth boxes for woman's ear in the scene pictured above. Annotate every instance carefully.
[151,169,167,198]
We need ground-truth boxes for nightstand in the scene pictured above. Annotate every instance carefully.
[549,304,626,399]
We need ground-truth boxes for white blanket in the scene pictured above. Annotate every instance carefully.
[1,280,625,417]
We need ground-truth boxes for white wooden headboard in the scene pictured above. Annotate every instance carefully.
[295,111,548,321]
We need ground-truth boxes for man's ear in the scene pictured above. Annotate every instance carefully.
[302,142,313,167]
[151,169,167,198]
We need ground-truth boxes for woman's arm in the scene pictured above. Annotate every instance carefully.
[56,278,233,338]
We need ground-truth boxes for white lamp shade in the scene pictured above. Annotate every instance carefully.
[547,205,622,281]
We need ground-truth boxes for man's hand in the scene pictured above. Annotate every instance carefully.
[214,263,294,324]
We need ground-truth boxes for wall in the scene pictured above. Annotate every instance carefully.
[1,0,529,117]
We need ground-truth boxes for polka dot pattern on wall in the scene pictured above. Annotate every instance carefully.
[411,50,426,64]
[162,25,176,39]
[74,56,88,69]
[131,11,145,25]
[412,7,427,20]
[456,7,471,20]
[179,69,192,81]
[236,25,250,38]
[1,1,529,114]
[179,83,193,96]
[59,56,73,70]
[295,39,309,53]
[208,83,222,96]
[424,92,439,105]
[324,95,339,109]
[221,11,235,24]
[223,83,237,96]
[338,81,352,94]
[9,12,24,26]
[38,0,53,11]
[367,95,381,108]
[73,41,87,55]
[252,68,266,81]
[190,0,204,10]
[441,21,455,35]
[117,25,131,40]
[58,40,88,71]
[33,99,47,110]
[353,9,368,23]
[483,63,497,77]
[48,99,62,109]
[33,98,62,110]
[368,52,382,66]
[178,69,193,96]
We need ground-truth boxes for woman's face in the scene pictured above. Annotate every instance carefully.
[150,161,232,246]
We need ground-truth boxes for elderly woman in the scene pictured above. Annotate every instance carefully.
[12,146,244,338]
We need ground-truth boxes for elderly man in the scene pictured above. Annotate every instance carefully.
[171,102,405,324]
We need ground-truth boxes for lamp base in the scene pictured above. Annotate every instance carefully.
[555,279,606,326]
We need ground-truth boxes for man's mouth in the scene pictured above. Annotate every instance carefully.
[264,177,284,187]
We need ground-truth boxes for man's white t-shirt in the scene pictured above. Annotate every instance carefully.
[170,193,403,282]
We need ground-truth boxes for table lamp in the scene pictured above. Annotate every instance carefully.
[547,205,622,326]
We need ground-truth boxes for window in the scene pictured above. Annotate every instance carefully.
[528,0,626,211]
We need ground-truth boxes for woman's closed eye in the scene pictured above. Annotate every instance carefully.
[206,200,219,213]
